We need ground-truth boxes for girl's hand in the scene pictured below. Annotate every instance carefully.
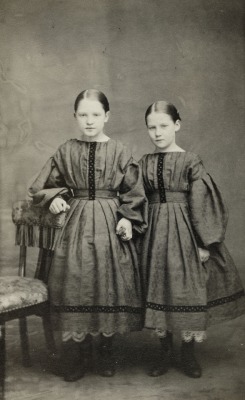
[116,218,132,241]
[198,247,210,263]
[49,197,70,214]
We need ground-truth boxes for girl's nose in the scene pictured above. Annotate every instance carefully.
[155,129,161,137]
[87,117,93,125]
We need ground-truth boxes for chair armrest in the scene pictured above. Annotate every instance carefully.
[12,200,67,249]
[12,200,67,228]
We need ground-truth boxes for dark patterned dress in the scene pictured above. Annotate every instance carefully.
[29,139,147,334]
[139,151,245,334]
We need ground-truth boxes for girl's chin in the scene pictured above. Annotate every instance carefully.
[154,143,168,149]
[83,131,98,137]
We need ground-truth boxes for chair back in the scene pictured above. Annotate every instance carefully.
[12,200,66,281]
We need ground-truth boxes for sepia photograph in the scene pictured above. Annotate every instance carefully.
[0,1,244,399]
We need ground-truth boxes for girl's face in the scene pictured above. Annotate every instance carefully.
[75,99,110,139]
[147,112,180,151]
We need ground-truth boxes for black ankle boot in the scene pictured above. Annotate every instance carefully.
[148,332,173,377]
[99,334,116,377]
[181,339,202,378]
[61,335,92,382]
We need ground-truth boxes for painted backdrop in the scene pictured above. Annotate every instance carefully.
[0,0,244,279]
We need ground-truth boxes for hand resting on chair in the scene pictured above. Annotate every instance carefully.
[49,198,70,214]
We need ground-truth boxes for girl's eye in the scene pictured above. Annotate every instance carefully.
[78,114,86,117]
[160,125,167,128]
[148,127,155,130]
[93,114,100,117]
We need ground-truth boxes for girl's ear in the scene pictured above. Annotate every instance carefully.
[175,120,181,132]
[105,111,110,123]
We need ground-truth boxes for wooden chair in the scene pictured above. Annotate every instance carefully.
[0,200,66,399]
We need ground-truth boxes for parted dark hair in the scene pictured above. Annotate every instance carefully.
[74,89,110,113]
[145,101,181,124]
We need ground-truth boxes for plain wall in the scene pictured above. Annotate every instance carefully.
[0,0,244,277]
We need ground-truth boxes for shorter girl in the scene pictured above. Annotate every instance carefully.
[139,100,245,378]
[28,89,147,381]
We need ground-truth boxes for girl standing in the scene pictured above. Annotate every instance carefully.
[28,89,147,381]
[139,100,245,378]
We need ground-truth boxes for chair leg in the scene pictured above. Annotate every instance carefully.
[19,318,32,367]
[42,312,57,357]
[0,323,6,400]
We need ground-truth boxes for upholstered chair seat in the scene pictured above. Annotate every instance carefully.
[0,277,48,314]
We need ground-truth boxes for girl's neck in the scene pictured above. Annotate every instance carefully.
[154,143,185,153]
[81,132,110,142]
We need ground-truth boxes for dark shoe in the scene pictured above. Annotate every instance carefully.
[181,339,202,378]
[59,335,92,382]
[63,339,85,382]
[148,332,173,377]
[64,364,87,382]
[49,353,65,377]
[99,334,116,377]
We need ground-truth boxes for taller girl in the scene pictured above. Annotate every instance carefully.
[140,100,245,378]
[28,89,146,381]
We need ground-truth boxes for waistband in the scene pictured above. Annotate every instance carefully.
[146,190,188,204]
[73,189,118,199]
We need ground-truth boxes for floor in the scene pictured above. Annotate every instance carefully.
[3,314,245,400]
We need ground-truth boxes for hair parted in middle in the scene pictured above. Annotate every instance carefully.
[145,100,181,124]
[74,89,110,113]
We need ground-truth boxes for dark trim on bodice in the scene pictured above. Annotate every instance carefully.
[88,142,96,200]
[157,153,166,203]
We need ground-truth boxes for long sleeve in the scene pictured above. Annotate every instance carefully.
[117,149,148,234]
[188,156,228,247]
[28,155,70,207]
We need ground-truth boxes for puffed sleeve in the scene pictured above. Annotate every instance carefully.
[28,151,70,207]
[188,155,228,247]
[117,148,148,234]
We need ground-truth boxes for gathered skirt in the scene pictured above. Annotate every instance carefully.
[141,201,245,332]
[48,197,143,334]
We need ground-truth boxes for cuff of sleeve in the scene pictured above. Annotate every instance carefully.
[117,207,148,235]
[31,188,69,207]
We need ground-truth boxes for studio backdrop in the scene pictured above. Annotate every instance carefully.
[0,0,244,279]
